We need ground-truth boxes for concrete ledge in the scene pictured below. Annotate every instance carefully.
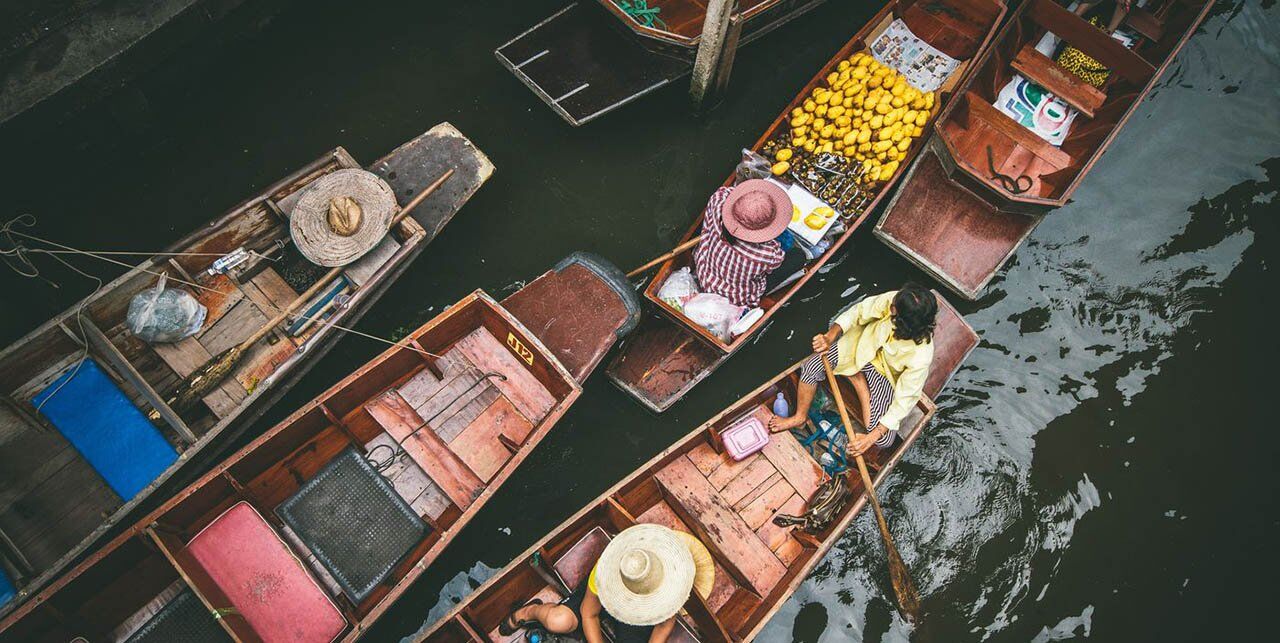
[0,0,253,125]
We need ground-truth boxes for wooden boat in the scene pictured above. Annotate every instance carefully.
[0,251,642,642]
[0,123,494,618]
[874,0,1217,299]
[495,0,828,126]
[418,292,978,643]
[605,0,1007,411]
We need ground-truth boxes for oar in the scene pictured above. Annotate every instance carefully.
[626,237,701,278]
[821,351,921,620]
[163,169,455,414]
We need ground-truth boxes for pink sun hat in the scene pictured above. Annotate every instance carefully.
[721,179,792,243]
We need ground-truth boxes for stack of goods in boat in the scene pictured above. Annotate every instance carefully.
[874,0,1218,300]
[0,123,494,620]
[0,252,641,642]
[607,0,1009,413]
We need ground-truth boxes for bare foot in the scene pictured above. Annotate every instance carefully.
[768,413,806,433]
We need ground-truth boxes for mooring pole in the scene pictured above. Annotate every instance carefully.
[689,0,742,111]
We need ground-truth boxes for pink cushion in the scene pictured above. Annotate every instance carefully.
[186,502,347,643]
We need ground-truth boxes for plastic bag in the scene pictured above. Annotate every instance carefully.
[683,293,744,341]
[735,148,773,184]
[126,275,207,343]
[657,267,700,310]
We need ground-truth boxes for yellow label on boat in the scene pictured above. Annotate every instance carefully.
[507,332,534,366]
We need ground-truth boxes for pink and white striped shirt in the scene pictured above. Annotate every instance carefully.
[693,187,785,308]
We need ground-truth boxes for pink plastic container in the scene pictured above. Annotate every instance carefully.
[721,416,770,461]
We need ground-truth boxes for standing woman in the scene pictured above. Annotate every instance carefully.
[769,284,937,456]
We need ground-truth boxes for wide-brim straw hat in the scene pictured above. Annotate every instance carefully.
[722,179,791,243]
[289,169,398,267]
[595,525,697,626]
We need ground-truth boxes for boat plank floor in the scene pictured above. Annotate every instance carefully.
[454,328,556,423]
[635,498,739,612]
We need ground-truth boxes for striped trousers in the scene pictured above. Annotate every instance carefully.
[798,344,896,449]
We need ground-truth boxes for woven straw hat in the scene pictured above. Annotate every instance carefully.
[722,179,791,243]
[595,525,697,626]
[289,169,398,267]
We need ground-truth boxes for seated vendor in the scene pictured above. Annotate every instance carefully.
[501,524,714,643]
[693,179,806,309]
[769,284,937,456]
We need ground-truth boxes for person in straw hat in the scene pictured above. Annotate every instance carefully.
[289,168,399,267]
[692,179,806,309]
[501,524,716,643]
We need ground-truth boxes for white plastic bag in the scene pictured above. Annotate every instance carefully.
[658,268,700,310]
[682,293,744,341]
[126,275,207,343]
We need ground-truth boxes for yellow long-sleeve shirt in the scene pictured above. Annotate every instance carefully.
[831,290,933,434]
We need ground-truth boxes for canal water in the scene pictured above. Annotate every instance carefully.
[1,0,1276,640]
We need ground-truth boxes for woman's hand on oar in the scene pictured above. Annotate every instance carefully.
[819,351,922,621]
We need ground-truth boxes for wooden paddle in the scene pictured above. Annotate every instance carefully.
[821,351,921,620]
[626,237,701,278]
[162,169,455,415]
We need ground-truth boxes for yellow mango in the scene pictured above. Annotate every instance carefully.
[771,161,790,176]
[873,139,893,153]
[869,114,884,129]
[843,97,854,108]
[791,107,804,118]
[878,127,894,141]
[857,141,872,153]
[804,140,817,152]
[868,76,882,89]
[924,92,935,109]
[891,96,905,108]
[842,130,858,146]
[837,60,850,72]
[903,110,918,125]
[897,137,911,151]
[812,117,826,129]
[874,102,890,115]
[878,162,898,181]
[913,125,923,137]
[791,126,806,137]
[828,92,844,106]
[791,136,806,147]
[826,72,839,85]
[775,148,793,161]
[828,105,845,119]
[852,117,864,128]
[910,97,926,110]
[915,111,928,127]
[821,124,835,138]
[852,66,868,79]
[878,93,892,105]
[891,129,905,142]
[863,97,878,110]
[884,108,900,125]
[815,104,828,117]
[803,99,816,112]
[820,142,834,154]
[835,115,851,127]
[857,127,872,144]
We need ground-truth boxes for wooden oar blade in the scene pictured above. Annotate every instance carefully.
[885,534,921,619]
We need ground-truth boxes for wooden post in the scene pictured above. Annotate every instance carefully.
[690,0,742,110]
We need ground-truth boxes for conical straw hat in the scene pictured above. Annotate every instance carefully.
[595,524,696,626]
[289,169,397,267]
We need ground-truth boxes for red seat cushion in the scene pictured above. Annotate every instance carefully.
[186,502,347,643]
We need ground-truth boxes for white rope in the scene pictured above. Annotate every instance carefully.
[2,216,441,363]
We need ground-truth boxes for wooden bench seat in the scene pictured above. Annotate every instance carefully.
[1125,6,1165,41]
[654,458,787,596]
[1010,43,1106,118]
[552,525,612,592]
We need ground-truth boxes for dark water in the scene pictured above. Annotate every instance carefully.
[1,0,1277,640]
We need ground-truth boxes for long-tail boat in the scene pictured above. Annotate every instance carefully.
[874,0,1217,299]
[0,123,494,618]
[0,251,642,642]
[496,0,830,126]
[418,292,978,642]
[605,0,1007,412]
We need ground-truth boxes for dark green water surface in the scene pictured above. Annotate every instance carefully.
[1,1,1277,640]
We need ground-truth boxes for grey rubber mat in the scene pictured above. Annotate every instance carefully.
[124,589,230,643]
[276,447,429,603]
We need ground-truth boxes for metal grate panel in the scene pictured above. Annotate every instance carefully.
[124,589,230,643]
[276,447,429,603]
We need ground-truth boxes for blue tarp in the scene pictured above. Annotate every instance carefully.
[33,359,178,500]
[0,568,13,607]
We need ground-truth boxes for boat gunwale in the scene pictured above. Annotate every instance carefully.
[417,356,944,642]
[593,0,792,49]
[0,147,436,621]
[632,0,1008,355]
[929,0,1219,210]
[0,287,584,639]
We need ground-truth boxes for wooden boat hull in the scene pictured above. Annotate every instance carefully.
[495,0,827,126]
[875,0,1217,299]
[606,0,1007,411]
[0,252,640,642]
[418,292,978,642]
[0,123,493,619]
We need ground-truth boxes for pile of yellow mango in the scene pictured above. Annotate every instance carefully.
[770,51,937,185]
